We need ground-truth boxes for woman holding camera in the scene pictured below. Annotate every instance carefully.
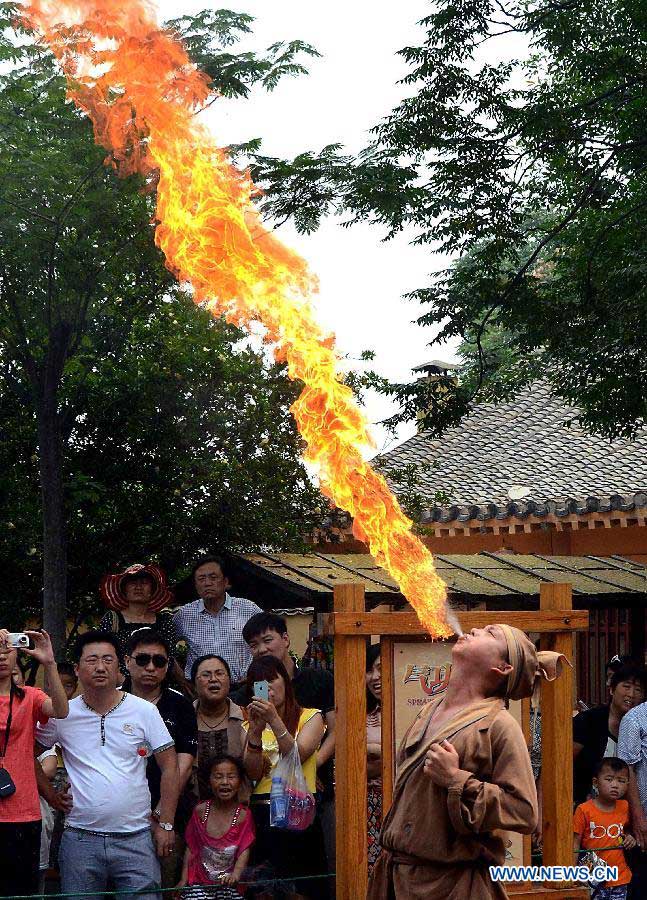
[0,628,69,897]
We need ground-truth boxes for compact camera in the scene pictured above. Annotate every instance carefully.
[6,633,31,649]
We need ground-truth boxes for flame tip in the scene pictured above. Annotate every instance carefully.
[25,0,449,636]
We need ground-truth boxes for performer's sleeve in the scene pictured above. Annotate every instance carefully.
[446,714,538,836]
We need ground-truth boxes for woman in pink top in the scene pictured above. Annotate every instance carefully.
[0,628,69,897]
[178,754,255,899]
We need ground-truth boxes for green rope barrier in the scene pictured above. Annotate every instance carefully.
[531,843,631,859]
[8,873,336,899]
[11,847,634,898]
[11,845,632,897]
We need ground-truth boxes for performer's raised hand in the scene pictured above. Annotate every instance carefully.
[423,739,460,787]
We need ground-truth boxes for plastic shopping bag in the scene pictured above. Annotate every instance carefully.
[269,742,316,831]
[578,848,606,891]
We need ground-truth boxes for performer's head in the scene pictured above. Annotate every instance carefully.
[453,624,559,702]
[452,626,514,697]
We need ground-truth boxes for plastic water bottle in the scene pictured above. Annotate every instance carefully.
[270,775,288,828]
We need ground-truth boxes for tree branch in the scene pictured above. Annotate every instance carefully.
[502,147,620,294]
[47,160,106,331]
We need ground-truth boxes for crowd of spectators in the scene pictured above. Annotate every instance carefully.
[13,552,647,899]
[0,555,341,899]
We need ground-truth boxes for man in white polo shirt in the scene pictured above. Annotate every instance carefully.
[37,630,180,900]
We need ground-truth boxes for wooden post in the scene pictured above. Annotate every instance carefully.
[540,583,574,867]
[521,696,532,866]
[380,636,395,815]
[334,583,368,900]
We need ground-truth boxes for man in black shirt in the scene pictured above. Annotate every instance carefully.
[124,628,198,886]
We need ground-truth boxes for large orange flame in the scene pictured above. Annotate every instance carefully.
[22,0,452,637]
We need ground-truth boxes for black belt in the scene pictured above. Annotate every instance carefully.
[64,824,150,838]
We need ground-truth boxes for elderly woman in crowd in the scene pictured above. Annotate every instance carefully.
[192,654,246,801]
[99,562,178,676]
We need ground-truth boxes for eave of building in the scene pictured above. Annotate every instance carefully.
[379,382,647,529]
[425,506,647,537]
[231,550,647,611]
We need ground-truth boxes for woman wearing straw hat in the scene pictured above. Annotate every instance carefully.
[99,563,179,678]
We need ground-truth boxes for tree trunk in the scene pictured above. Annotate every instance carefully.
[36,393,68,657]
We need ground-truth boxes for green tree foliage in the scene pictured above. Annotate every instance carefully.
[0,4,321,642]
[0,294,321,631]
[249,0,647,438]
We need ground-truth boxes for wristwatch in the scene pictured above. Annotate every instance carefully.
[152,808,174,831]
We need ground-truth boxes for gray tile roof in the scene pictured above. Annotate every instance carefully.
[237,551,647,599]
[379,382,647,524]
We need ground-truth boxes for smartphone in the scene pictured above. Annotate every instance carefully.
[253,679,269,701]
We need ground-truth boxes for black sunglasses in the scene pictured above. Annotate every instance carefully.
[133,653,168,669]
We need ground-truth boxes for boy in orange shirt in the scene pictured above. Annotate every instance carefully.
[573,757,636,900]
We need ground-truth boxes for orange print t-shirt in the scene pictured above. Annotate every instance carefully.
[573,798,631,886]
[0,686,49,823]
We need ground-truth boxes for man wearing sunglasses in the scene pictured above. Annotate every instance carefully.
[124,629,198,887]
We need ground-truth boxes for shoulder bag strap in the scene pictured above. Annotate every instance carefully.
[0,685,15,766]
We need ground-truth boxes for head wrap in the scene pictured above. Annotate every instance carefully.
[100,563,173,614]
[497,623,570,703]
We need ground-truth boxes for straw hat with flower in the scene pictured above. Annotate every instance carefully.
[99,563,173,614]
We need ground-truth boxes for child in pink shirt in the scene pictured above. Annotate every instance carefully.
[178,754,254,899]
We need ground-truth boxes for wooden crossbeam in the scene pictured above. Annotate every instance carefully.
[323,608,588,636]
[506,887,588,898]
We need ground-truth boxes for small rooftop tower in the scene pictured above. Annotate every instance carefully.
[412,360,461,379]
[412,360,461,431]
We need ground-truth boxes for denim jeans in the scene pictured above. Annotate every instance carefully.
[59,826,161,900]
[592,886,628,900]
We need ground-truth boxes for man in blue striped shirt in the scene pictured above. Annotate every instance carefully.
[618,695,647,898]
[173,555,261,684]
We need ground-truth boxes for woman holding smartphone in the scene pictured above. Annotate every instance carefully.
[0,628,69,897]
[243,655,327,899]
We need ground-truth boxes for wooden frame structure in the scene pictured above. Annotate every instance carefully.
[324,581,590,900]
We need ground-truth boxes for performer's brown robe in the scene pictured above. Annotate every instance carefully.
[367,696,537,900]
